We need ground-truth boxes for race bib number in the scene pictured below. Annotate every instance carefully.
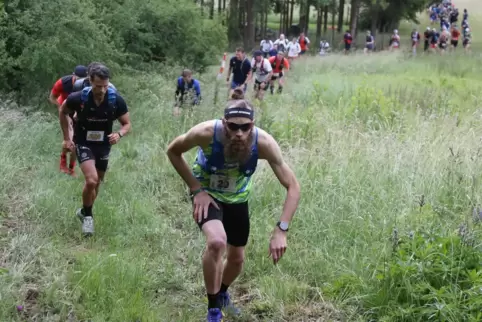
[86,131,105,142]
[209,175,237,193]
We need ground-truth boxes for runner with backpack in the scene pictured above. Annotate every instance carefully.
[250,50,273,101]
[59,63,131,237]
[268,51,290,95]
[49,65,88,176]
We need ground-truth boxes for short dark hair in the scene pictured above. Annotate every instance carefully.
[182,69,192,77]
[235,47,245,53]
[89,64,110,80]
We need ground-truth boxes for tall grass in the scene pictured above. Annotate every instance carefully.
[2,45,482,321]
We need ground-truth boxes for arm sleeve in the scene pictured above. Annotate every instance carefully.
[193,80,201,97]
[264,59,272,72]
[115,94,129,118]
[51,79,63,96]
[175,78,182,96]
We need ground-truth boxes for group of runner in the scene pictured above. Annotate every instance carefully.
[50,63,130,236]
[50,61,300,322]
[339,1,472,55]
[174,45,292,112]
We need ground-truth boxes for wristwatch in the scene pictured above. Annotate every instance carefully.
[277,221,289,232]
[117,131,123,138]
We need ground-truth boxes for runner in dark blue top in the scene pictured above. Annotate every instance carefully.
[226,47,252,98]
[59,63,131,237]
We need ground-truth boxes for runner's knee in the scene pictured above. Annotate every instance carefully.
[85,174,99,190]
[207,236,227,255]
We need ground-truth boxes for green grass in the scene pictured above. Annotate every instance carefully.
[2,2,482,322]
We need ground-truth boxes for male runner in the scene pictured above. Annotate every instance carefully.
[174,69,202,115]
[49,65,88,175]
[251,50,273,101]
[226,47,252,97]
[268,51,290,94]
[59,64,131,236]
[166,99,300,322]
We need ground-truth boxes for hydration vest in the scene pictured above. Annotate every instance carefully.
[77,86,118,122]
[195,120,259,177]
[252,59,268,76]
[60,75,76,94]
[270,57,285,71]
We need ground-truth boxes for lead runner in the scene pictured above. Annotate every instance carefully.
[166,99,300,321]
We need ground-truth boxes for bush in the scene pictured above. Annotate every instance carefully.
[0,0,227,102]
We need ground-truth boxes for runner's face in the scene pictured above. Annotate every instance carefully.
[183,75,192,83]
[222,117,254,162]
[236,51,244,60]
[90,76,109,100]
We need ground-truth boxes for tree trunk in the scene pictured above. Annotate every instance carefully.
[305,3,310,34]
[209,0,214,19]
[200,0,204,16]
[245,0,255,50]
[289,0,294,29]
[337,0,345,32]
[316,5,322,44]
[284,0,290,34]
[218,0,222,15]
[264,4,268,38]
[227,0,240,42]
[349,0,361,45]
[323,6,328,34]
[223,0,226,10]
[299,0,306,33]
[370,0,380,39]
[331,0,336,46]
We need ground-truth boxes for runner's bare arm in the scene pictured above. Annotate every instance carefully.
[59,100,74,141]
[167,121,214,191]
[117,112,131,137]
[259,132,300,224]
[49,91,60,107]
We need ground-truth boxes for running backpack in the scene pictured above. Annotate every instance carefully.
[78,86,118,121]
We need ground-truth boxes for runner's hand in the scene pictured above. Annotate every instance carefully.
[268,229,287,264]
[62,140,74,152]
[108,133,121,145]
[73,112,78,122]
[192,191,219,223]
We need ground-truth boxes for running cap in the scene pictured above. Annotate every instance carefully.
[73,65,88,77]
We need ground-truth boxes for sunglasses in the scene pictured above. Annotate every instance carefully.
[226,122,252,132]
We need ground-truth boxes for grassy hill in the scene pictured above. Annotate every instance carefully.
[1,2,482,321]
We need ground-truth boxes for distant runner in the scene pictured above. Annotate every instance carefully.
[463,27,471,53]
[389,30,400,51]
[251,50,273,101]
[287,37,301,63]
[49,65,88,176]
[166,99,300,322]
[274,34,289,53]
[226,47,252,97]
[411,28,421,55]
[364,31,375,55]
[268,51,290,94]
[59,64,131,236]
[297,32,310,55]
[342,30,353,55]
[174,69,202,116]
[450,25,461,50]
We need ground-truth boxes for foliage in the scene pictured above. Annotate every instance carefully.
[0,0,227,101]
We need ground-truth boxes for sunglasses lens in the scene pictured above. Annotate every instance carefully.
[227,122,251,132]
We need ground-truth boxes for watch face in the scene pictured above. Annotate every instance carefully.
[279,222,289,230]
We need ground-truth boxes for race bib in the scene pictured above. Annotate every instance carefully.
[273,72,280,77]
[209,174,237,193]
[86,131,105,142]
